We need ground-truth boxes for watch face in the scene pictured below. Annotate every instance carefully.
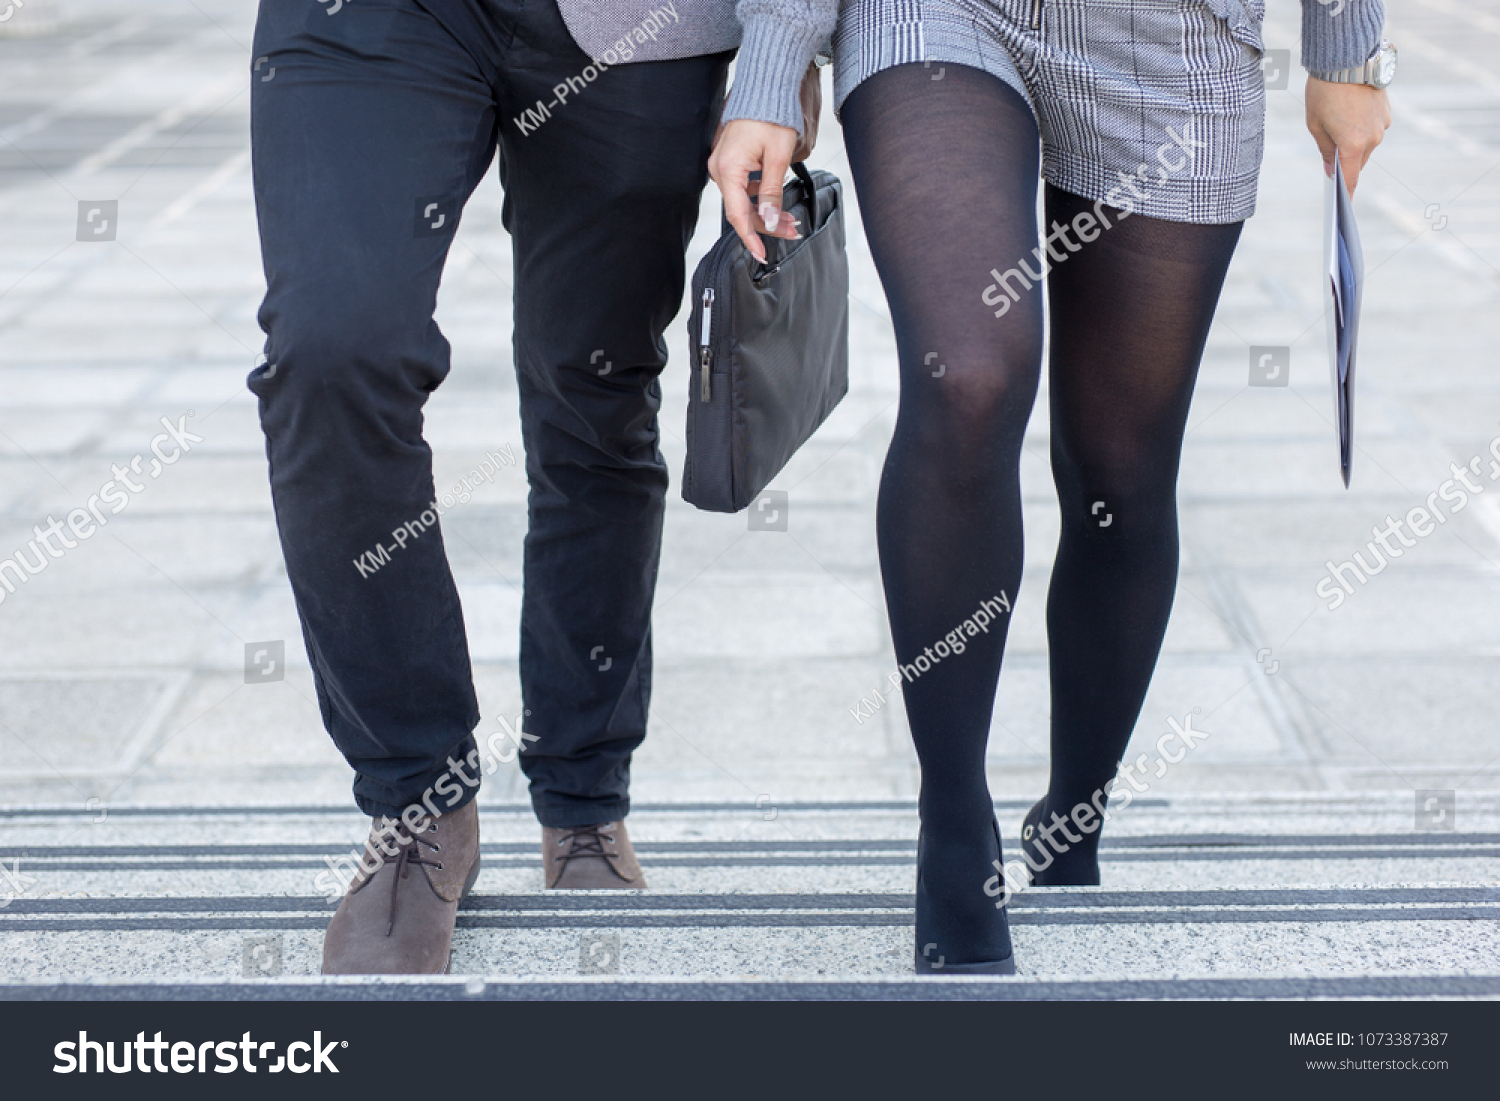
[1375,47,1397,87]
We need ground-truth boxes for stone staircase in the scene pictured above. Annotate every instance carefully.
[2,795,1497,999]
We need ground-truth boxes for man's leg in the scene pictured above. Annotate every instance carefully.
[249,0,503,819]
[248,0,510,971]
[494,4,730,856]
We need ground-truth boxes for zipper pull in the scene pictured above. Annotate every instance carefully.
[699,287,714,402]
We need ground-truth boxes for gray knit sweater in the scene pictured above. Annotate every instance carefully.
[555,1,1386,136]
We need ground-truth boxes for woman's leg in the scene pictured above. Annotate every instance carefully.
[1033,188,1244,883]
[843,62,1044,964]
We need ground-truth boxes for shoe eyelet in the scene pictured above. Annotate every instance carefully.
[431,844,440,852]
[1023,825,1034,840]
[437,863,444,870]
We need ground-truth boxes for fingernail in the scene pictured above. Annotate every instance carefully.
[760,202,778,233]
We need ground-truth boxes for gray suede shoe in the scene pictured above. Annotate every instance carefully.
[542,821,647,889]
[322,799,481,974]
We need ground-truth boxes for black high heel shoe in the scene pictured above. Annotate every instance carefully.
[1020,796,1101,886]
[913,817,1017,975]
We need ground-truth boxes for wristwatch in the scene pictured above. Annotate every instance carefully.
[1312,37,1397,88]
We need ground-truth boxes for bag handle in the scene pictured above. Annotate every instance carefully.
[718,162,824,240]
[790,160,821,227]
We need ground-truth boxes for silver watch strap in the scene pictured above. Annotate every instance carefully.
[1316,59,1373,84]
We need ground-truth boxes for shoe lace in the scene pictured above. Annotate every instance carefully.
[555,824,616,871]
[375,818,444,937]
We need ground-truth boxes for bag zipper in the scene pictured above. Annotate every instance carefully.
[1030,0,1042,30]
[699,287,714,402]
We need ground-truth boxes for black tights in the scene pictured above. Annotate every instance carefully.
[844,64,1242,889]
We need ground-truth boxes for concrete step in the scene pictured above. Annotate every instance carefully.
[10,974,1500,1001]
[2,796,1497,1000]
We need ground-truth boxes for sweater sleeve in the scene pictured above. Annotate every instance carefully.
[1302,0,1385,73]
[721,0,839,135]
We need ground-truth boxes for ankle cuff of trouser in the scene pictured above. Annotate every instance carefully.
[352,733,482,820]
[355,781,480,822]
[533,799,630,830]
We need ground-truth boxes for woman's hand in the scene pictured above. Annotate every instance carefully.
[1305,77,1391,194]
[708,119,802,263]
[707,64,823,263]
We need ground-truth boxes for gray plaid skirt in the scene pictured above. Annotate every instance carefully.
[833,0,1268,223]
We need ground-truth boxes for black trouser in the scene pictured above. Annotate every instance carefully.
[248,0,729,825]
